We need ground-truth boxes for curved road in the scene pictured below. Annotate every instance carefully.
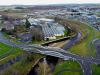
[0,32,100,75]
[93,39,100,59]
[62,32,81,50]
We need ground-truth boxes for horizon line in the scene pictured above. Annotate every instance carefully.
[0,3,100,6]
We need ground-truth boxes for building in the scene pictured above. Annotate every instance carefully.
[41,23,65,40]
[0,21,14,31]
[19,33,33,42]
[28,18,65,41]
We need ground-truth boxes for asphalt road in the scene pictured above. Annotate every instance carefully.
[93,39,100,59]
[62,32,81,50]
[23,45,100,75]
[0,32,100,75]
[78,60,92,75]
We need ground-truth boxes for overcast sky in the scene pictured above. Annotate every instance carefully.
[0,0,100,5]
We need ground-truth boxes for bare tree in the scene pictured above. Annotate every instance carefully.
[30,27,43,41]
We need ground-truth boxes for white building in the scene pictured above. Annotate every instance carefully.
[42,23,65,40]
[28,18,65,41]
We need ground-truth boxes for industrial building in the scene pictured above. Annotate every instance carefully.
[28,18,65,41]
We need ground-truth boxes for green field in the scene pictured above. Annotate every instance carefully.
[92,64,100,75]
[53,60,83,75]
[56,71,83,75]
[0,42,12,55]
[0,41,44,75]
[55,18,100,57]
[0,42,23,59]
[60,19,100,57]
[70,22,100,57]
[0,42,24,64]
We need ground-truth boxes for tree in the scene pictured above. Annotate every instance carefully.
[64,29,68,36]
[14,25,26,37]
[30,27,43,41]
[1,28,7,32]
[14,25,26,33]
[25,19,31,28]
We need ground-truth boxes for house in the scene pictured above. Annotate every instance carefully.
[0,21,14,31]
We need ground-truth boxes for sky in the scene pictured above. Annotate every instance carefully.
[0,0,100,5]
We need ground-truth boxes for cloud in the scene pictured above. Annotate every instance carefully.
[0,0,100,5]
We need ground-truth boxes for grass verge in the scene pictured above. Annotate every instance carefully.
[92,64,100,75]
[53,60,83,75]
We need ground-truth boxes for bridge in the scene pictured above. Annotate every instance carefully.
[0,32,99,75]
[21,44,100,75]
[22,45,100,64]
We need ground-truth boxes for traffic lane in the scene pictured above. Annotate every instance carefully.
[93,39,100,58]
[23,47,93,75]
[78,60,92,75]
[24,46,94,75]
[62,32,81,50]
[24,46,100,64]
